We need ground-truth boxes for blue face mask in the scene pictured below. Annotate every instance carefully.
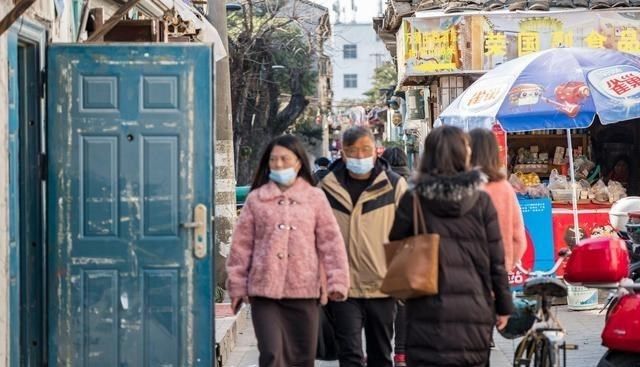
[346,157,374,175]
[269,168,297,186]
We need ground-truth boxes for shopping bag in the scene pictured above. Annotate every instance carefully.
[381,193,439,299]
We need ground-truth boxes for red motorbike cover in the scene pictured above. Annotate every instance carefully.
[564,237,629,284]
[602,294,640,353]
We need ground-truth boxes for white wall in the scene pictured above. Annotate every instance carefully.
[331,23,390,106]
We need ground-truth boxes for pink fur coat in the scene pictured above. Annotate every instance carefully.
[226,178,350,301]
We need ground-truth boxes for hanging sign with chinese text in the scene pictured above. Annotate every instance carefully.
[398,10,640,80]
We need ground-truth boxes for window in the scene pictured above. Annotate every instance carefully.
[344,74,358,88]
[439,76,464,110]
[343,44,357,59]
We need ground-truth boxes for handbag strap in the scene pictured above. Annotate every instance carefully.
[412,192,428,236]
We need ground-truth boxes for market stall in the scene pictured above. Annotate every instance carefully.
[437,48,640,291]
[505,129,623,281]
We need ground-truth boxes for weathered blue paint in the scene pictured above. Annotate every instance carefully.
[8,20,47,367]
[47,44,213,366]
[7,29,21,367]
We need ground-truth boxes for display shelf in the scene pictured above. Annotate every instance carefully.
[507,134,588,155]
[508,134,589,176]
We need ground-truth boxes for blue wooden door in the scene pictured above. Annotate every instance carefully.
[47,45,213,367]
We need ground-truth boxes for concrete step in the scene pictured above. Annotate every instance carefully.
[215,303,249,367]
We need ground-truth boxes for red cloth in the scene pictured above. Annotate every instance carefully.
[552,202,612,210]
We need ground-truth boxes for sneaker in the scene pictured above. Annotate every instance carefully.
[394,353,407,367]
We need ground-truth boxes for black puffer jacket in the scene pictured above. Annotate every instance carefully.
[388,170,513,367]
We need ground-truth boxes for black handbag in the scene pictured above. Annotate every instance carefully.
[316,305,339,360]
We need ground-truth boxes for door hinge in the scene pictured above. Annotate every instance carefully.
[39,153,47,181]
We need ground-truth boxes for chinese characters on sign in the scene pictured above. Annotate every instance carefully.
[400,11,640,78]
[605,72,640,96]
[617,29,640,53]
[405,25,459,72]
[584,30,607,48]
[466,87,502,107]
[485,33,507,56]
[518,32,540,56]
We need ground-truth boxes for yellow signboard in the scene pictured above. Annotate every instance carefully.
[404,24,459,72]
[485,33,507,56]
[399,10,640,80]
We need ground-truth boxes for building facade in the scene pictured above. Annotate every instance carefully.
[331,22,391,106]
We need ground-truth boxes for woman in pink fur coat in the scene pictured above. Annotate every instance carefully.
[226,135,350,367]
[470,128,526,273]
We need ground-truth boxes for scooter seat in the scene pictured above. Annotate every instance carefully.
[523,277,568,298]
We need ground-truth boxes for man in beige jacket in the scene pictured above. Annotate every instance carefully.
[319,126,407,367]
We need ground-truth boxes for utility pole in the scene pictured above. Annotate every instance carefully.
[207,0,237,288]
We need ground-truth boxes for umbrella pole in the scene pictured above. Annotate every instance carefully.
[566,129,580,246]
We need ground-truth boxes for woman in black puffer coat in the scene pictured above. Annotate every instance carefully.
[388,126,513,367]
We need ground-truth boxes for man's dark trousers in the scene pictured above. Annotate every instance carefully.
[328,297,396,367]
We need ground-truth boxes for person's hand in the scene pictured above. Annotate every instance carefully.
[496,314,510,331]
[231,297,249,314]
[328,292,345,301]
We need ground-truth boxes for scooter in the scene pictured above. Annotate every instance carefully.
[609,196,640,282]
[563,236,640,367]
[596,277,640,367]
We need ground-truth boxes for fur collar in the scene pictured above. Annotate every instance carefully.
[412,170,486,202]
[256,178,312,203]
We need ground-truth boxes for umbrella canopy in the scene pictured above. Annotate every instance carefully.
[438,48,640,132]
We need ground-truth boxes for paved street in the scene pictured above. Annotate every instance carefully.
[226,304,607,367]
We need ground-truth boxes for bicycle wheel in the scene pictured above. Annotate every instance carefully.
[514,335,536,367]
[534,336,554,367]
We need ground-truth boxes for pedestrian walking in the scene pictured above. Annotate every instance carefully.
[380,146,410,367]
[381,147,411,180]
[226,135,350,367]
[470,128,527,273]
[314,156,332,183]
[319,126,407,367]
[388,126,513,367]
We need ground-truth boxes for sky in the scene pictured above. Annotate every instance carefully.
[312,0,384,24]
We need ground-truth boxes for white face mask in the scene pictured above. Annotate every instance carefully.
[346,157,374,175]
[269,167,297,186]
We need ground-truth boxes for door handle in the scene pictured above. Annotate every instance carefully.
[182,204,208,259]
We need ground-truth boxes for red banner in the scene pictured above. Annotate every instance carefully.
[492,123,508,170]
[552,208,613,276]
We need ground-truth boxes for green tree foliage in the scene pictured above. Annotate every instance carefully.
[364,61,398,104]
